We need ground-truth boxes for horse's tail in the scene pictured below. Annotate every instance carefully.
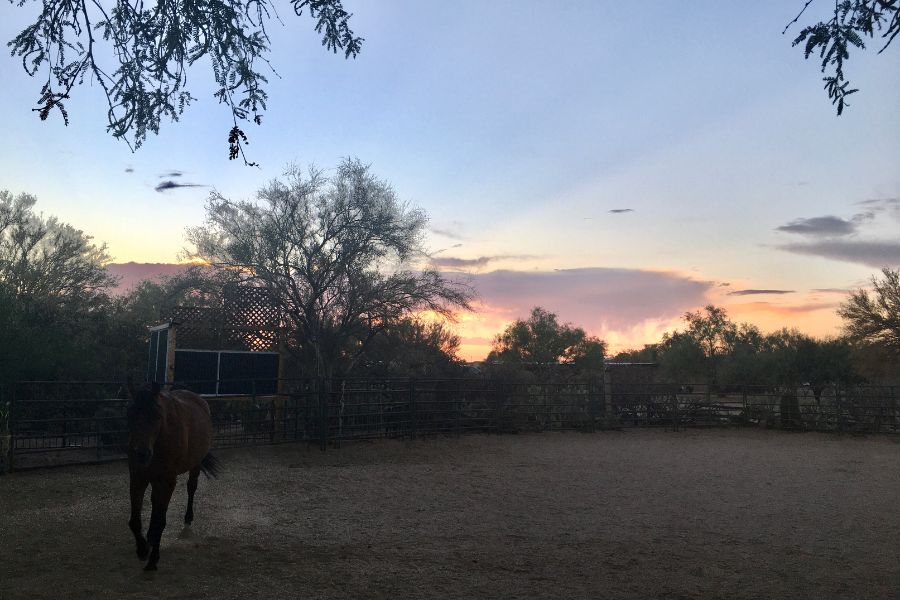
[200,452,221,479]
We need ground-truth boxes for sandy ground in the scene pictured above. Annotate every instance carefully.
[0,430,898,600]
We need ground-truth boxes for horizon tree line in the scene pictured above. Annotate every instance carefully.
[1,169,898,386]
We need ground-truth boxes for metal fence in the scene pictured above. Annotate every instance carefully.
[1,378,897,471]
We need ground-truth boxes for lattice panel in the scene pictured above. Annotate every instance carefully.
[171,306,223,349]
[223,285,282,351]
[168,285,282,351]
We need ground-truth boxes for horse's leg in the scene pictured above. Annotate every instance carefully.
[184,467,200,525]
[144,477,176,571]
[128,473,150,560]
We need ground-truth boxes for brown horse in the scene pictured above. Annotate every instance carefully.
[126,380,220,571]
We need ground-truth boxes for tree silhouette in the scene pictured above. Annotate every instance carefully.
[7,0,363,166]
[187,158,472,377]
[488,307,606,375]
[838,267,900,353]
[786,1,899,114]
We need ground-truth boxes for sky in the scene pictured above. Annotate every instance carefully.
[2,1,899,360]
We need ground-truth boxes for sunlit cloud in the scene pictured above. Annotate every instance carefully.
[728,301,839,316]
[105,262,193,294]
[446,267,714,358]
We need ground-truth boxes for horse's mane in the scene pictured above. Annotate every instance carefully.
[129,381,163,417]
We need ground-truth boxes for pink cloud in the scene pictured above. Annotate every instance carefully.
[105,262,191,295]
[463,268,714,332]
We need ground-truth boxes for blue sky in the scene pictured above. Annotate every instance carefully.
[2,1,898,358]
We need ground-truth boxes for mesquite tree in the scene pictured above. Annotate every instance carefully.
[786,0,899,114]
[839,267,900,353]
[7,0,363,165]
[187,158,472,377]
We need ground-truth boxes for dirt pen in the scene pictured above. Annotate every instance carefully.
[1,430,898,599]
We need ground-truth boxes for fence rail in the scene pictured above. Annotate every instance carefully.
[1,378,897,471]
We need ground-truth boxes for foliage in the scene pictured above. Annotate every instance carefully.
[659,306,762,384]
[757,329,859,390]
[7,0,363,165]
[357,318,464,378]
[186,158,473,377]
[1,191,116,300]
[786,0,899,114]
[658,305,862,388]
[109,265,239,373]
[838,267,900,353]
[487,307,606,377]
[0,191,120,382]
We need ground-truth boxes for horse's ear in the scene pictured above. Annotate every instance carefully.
[151,381,161,397]
[126,376,137,399]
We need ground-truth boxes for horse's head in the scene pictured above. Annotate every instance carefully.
[126,380,163,467]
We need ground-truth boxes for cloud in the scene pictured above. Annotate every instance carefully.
[776,240,900,268]
[608,208,634,214]
[458,267,713,332]
[105,262,192,294]
[729,301,839,316]
[159,171,184,178]
[430,221,468,240]
[155,180,206,192]
[727,289,795,296]
[431,254,538,269]
[810,288,849,294]
[856,197,900,221]
[124,166,134,173]
[775,215,858,236]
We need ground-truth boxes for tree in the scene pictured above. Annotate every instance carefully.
[1,191,116,301]
[786,1,899,114]
[487,307,606,375]
[110,265,240,373]
[659,305,763,385]
[186,158,473,378]
[838,267,900,353]
[358,318,464,378]
[7,0,363,166]
[0,191,120,382]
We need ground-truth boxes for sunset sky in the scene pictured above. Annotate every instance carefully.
[2,1,898,360]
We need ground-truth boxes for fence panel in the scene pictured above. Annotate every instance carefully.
[4,378,898,471]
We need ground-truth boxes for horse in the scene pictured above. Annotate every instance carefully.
[126,380,220,571]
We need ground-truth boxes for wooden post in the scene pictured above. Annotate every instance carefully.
[165,322,177,385]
